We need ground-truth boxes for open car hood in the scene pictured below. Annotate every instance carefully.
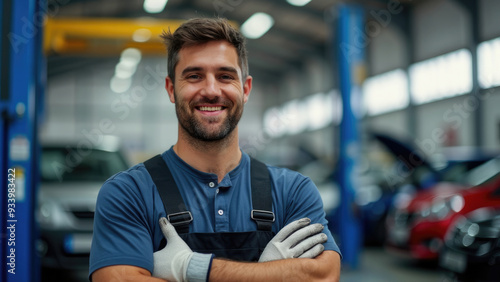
[370,131,436,172]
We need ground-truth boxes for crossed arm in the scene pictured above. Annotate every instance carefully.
[93,217,340,281]
[210,250,340,281]
[92,250,340,282]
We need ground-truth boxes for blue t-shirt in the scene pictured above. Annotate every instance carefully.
[89,147,340,276]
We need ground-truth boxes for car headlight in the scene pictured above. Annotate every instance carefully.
[419,195,465,221]
[449,194,465,213]
[37,201,73,229]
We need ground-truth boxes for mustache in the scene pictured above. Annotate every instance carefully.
[191,96,232,107]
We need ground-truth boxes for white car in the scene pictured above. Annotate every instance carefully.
[37,137,129,270]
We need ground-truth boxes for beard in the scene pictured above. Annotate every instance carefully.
[174,93,244,142]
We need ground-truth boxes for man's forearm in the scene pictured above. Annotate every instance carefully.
[209,251,340,282]
[92,265,167,282]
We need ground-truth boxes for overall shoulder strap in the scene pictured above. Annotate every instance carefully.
[250,157,275,231]
[143,154,192,234]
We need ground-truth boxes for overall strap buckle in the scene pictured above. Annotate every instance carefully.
[250,158,274,232]
[251,210,275,231]
[144,155,192,234]
[251,210,275,222]
[167,211,193,227]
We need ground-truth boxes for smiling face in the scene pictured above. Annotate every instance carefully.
[165,40,252,142]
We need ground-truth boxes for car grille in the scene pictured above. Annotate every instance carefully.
[71,210,95,220]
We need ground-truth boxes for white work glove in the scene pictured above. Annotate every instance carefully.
[259,217,327,262]
[153,217,213,282]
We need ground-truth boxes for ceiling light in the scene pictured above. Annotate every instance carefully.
[143,0,168,14]
[115,62,137,79]
[410,49,472,104]
[241,13,274,39]
[287,0,311,6]
[110,76,132,93]
[132,28,152,42]
[478,37,500,89]
[362,69,409,116]
[120,48,142,65]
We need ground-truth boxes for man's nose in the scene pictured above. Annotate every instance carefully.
[200,75,221,98]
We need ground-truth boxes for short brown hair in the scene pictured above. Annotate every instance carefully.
[161,18,249,83]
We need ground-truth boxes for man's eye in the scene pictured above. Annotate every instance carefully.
[188,75,200,79]
[220,74,234,80]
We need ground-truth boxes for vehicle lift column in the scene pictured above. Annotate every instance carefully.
[1,0,45,281]
[331,4,365,269]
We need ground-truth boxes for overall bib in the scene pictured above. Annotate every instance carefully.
[144,155,276,262]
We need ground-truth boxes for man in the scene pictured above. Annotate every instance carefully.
[90,17,341,281]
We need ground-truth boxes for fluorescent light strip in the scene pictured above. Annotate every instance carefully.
[306,93,330,130]
[263,90,343,138]
[410,49,472,105]
[143,0,168,14]
[362,69,409,116]
[132,28,152,42]
[241,13,274,39]
[110,48,142,93]
[287,0,311,6]
[110,76,132,94]
[478,37,500,89]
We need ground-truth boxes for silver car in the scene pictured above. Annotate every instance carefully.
[37,137,129,270]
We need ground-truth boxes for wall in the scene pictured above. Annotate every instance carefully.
[369,26,407,75]
[362,110,408,137]
[42,57,177,162]
[415,95,475,149]
[412,0,470,61]
[480,0,500,41]
[482,87,500,149]
[42,0,500,165]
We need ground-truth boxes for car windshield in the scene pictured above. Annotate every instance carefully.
[440,159,492,183]
[41,147,128,182]
[463,156,500,186]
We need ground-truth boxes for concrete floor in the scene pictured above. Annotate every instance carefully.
[341,247,447,282]
[41,247,448,281]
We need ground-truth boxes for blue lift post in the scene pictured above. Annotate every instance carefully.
[333,4,365,269]
[1,0,44,281]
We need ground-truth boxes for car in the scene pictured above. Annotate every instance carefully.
[385,156,500,261]
[355,132,496,246]
[440,208,500,282]
[36,136,129,269]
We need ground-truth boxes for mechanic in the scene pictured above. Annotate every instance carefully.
[89,17,341,281]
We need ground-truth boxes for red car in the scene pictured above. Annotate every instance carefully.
[385,157,500,261]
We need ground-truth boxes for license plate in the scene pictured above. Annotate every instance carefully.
[63,233,93,254]
[440,250,467,273]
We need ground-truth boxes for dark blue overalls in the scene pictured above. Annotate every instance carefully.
[144,155,276,261]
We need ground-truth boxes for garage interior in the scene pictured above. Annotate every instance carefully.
[1,0,500,281]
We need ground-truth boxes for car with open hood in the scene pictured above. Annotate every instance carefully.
[385,157,500,261]
[355,132,496,246]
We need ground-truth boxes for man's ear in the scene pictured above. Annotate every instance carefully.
[165,76,175,103]
[243,75,252,104]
